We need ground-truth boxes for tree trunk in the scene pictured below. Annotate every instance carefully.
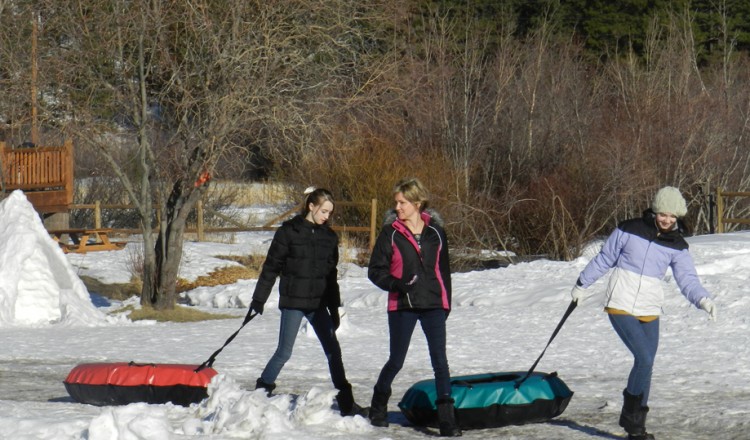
[148,180,204,310]
[140,216,158,307]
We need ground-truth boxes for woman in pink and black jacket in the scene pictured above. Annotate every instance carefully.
[366,177,460,437]
[570,186,717,440]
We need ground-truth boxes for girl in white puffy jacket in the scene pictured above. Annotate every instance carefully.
[570,186,716,440]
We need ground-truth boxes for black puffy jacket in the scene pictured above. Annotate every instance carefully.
[368,209,452,311]
[252,215,340,310]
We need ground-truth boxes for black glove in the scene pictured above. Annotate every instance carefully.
[328,306,341,330]
[250,299,264,315]
[392,275,417,296]
[392,279,409,295]
[243,307,255,325]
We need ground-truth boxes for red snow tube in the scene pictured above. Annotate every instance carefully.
[64,362,218,406]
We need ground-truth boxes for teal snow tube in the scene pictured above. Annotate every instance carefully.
[398,371,573,429]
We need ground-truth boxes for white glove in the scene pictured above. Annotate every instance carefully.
[700,298,717,321]
[570,285,588,304]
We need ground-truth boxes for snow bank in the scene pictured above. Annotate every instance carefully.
[0,190,106,326]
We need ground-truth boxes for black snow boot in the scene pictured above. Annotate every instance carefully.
[255,378,276,397]
[628,431,655,440]
[368,387,391,427]
[436,396,462,437]
[626,406,655,440]
[336,383,369,417]
[619,390,654,439]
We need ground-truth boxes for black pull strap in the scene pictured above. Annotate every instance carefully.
[128,361,156,367]
[195,311,258,372]
[515,300,577,388]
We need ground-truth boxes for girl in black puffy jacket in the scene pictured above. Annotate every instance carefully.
[249,188,364,416]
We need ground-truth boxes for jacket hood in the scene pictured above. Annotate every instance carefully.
[382,208,445,227]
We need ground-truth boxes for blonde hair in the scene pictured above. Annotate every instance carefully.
[393,177,429,212]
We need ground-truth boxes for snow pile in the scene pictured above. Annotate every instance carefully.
[86,375,372,439]
[0,190,107,326]
[187,374,372,437]
[88,403,172,440]
[183,279,258,309]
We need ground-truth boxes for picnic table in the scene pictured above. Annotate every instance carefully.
[48,228,127,253]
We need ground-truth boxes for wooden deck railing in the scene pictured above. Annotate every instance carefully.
[0,140,74,213]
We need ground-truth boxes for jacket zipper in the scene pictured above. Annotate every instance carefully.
[400,225,422,309]
[632,240,651,312]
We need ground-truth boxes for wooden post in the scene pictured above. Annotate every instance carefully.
[716,188,724,234]
[64,139,74,206]
[94,200,102,229]
[197,200,205,242]
[369,198,378,251]
[31,12,39,145]
[0,141,5,194]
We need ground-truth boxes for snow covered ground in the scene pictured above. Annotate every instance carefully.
[1,190,749,440]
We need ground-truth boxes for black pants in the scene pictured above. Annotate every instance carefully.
[374,308,451,397]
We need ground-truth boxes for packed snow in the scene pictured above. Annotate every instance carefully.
[1,190,748,440]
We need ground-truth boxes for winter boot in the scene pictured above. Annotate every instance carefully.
[255,378,276,397]
[368,387,391,427]
[628,431,655,440]
[436,396,462,437]
[336,383,368,417]
[619,390,654,439]
[627,406,655,440]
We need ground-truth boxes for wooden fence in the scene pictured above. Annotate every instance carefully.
[715,188,750,233]
[67,198,380,250]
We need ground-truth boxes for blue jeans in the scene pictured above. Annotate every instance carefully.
[260,307,348,390]
[375,309,452,398]
[609,313,659,405]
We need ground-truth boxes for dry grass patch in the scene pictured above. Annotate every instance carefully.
[209,180,290,205]
[115,304,236,322]
[84,253,266,322]
[81,275,140,301]
[176,254,265,293]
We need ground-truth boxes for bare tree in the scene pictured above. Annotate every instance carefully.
[37,0,287,308]
[30,0,406,307]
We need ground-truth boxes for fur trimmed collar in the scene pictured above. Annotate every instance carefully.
[382,208,444,228]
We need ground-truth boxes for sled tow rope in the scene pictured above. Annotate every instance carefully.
[195,310,259,372]
[515,300,577,388]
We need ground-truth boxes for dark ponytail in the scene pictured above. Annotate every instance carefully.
[300,187,335,216]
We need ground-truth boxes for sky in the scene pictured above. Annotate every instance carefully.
[0,190,749,440]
